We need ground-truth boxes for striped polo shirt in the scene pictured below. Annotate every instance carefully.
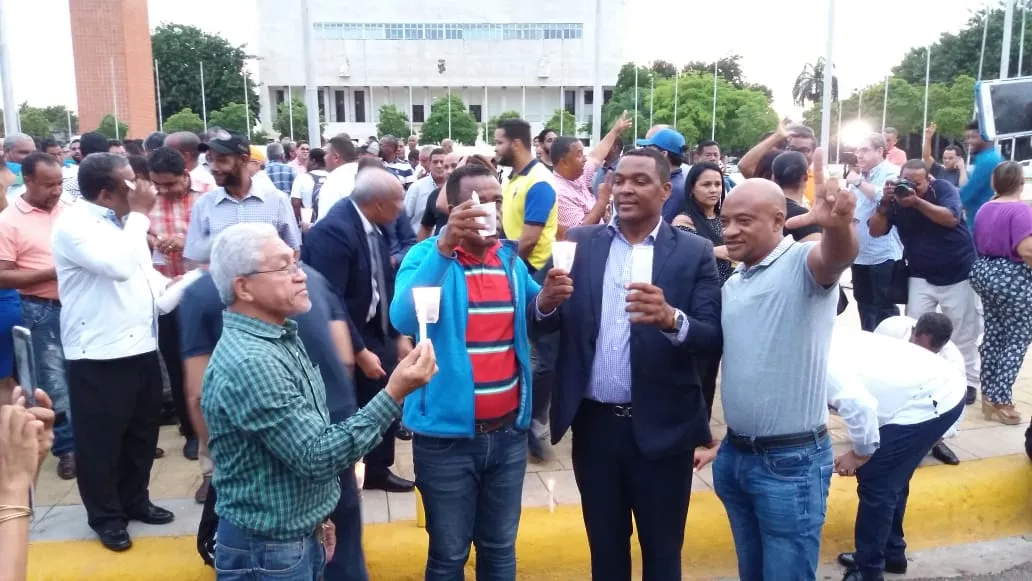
[456,243,520,420]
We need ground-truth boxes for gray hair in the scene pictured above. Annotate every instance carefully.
[3,133,32,152]
[864,133,888,154]
[266,142,285,162]
[350,167,398,204]
[210,223,280,305]
[419,145,434,157]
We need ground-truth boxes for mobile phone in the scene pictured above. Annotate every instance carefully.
[975,78,1032,142]
[12,326,37,407]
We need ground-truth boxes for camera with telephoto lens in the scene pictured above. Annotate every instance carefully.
[894,178,916,197]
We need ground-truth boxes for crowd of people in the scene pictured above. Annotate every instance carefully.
[0,106,1030,581]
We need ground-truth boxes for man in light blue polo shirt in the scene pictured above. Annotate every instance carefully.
[184,132,301,264]
[846,133,902,331]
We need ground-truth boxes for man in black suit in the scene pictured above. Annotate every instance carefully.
[302,167,415,493]
[537,148,723,580]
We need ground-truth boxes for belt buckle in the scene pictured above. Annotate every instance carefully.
[612,405,632,418]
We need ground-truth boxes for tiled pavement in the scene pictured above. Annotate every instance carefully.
[29,294,1032,541]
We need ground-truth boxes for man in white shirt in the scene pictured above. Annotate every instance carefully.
[315,135,360,222]
[875,314,965,465]
[402,147,446,233]
[827,329,966,581]
[290,147,329,225]
[52,153,176,552]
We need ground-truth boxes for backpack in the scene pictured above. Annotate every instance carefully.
[311,172,329,222]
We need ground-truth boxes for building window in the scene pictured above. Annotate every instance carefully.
[335,90,347,122]
[412,104,425,123]
[584,90,593,105]
[314,22,583,41]
[317,91,325,122]
[469,104,482,123]
[275,89,286,106]
[603,89,613,104]
[564,90,576,116]
[354,90,366,123]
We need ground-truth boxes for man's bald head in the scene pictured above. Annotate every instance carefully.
[721,179,789,266]
[645,124,671,139]
[165,131,203,167]
[350,167,405,226]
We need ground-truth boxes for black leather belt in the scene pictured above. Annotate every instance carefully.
[21,295,61,307]
[582,399,632,418]
[726,425,828,453]
[474,410,517,434]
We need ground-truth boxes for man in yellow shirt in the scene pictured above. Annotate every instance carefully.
[495,119,558,273]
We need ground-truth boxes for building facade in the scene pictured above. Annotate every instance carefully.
[255,0,627,142]
[69,0,156,138]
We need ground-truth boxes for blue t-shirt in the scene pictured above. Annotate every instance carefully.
[959,148,1004,229]
[178,267,357,423]
[886,178,976,286]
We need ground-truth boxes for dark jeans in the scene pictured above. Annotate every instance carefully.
[571,400,694,581]
[851,260,900,331]
[68,352,163,531]
[356,320,398,475]
[413,427,527,581]
[215,518,325,581]
[853,400,965,577]
[324,468,368,581]
[713,432,833,581]
[158,310,194,440]
[20,298,74,456]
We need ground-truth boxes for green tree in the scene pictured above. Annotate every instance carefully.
[419,94,479,145]
[792,57,839,107]
[96,114,128,140]
[545,109,578,136]
[163,108,206,134]
[376,104,411,138]
[484,110,522,141]
[151,24,259,128]
[209,102,250,134]
[274,99,307,140]
[649,60,678,78]
[17,104,53,138]
[681,54,747,88]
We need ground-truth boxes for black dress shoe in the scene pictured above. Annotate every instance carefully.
[56,453,76,480]
[154,447,165,459]
[396,427,413,441]
[128,503,175,525]
[363,470,415,493]
[842,571,882,581]
[931,441,960,465]
[183,438,199,461]
[98,527,132,552]
[966,386,977,405]
[837,552,907,574]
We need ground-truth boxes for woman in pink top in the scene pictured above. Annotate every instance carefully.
[969,161,1032,425]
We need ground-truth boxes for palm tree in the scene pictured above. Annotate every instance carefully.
[792,57,839,107]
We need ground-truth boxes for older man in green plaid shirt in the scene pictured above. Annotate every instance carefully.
[201,222,437,581]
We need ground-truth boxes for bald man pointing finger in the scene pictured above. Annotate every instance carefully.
[695,178,859,579]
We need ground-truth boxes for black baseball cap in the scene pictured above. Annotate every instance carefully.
[198,130,250,155]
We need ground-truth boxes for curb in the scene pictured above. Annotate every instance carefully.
[26,455,1032,580]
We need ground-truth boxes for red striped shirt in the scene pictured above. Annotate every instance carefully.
[456,243,520,420]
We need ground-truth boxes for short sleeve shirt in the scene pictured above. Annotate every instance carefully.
[501,159,558,270]
[885,179,976,286]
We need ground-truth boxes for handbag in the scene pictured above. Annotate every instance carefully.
[887,258,910,305]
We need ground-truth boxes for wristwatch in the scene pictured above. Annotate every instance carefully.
[668,309,686,332]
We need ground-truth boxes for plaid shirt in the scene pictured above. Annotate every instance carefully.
[265,161,297,195]
[148,188,203,277]
[202,311,400,539]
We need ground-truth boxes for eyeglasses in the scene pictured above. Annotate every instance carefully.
[246,262,303,277]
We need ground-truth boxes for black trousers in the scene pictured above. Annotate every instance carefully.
[324,468,369,581]
[571,400,694,581]
[357,316,397,474]
[700,354,720,421]
[68,351,163,531]
[158,310,194,440]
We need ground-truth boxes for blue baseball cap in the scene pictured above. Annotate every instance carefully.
[636,128,686,156]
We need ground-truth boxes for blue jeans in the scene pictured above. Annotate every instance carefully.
[215,519,325,581]
[413,426,528,581]
[713,433,834,581]
[854,401,964,577]
[20,299,74,456]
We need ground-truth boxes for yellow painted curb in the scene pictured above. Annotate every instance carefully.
[27,454,1032,580]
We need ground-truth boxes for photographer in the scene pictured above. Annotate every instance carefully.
[869,160,981,405]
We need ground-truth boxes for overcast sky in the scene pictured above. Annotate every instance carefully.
[2,0,996,118]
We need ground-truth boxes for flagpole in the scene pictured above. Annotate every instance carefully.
[835,103,842,163]
[922,46,931,157]
[633,65,638,139]
[1019,4,1027,76]
[155,59,164,132]
[819,0,835,148]
[881,75,889,132]
[1001,0,1016,79]
[857,91,863,121]
[590,0,603,144]
[974,11,988,122]
[649,72,654,128]
[447,85,452,140]
[0,0,19,134]
[242,67,251,139]
[288,87,295,140]
[710,60,718,140]
[110,57,120,140]
[673,66,679,130]
[200,62,208,132]
[66,109,72,138]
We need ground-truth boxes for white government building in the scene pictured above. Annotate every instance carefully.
[256,0,628,142]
